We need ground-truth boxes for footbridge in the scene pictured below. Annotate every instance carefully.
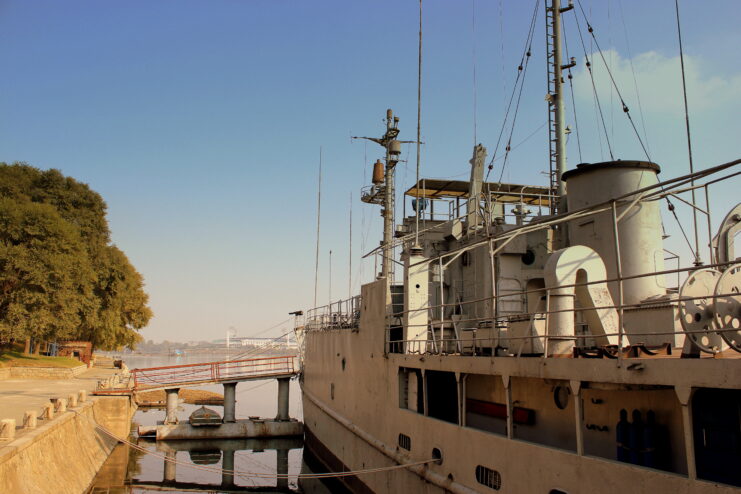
[96,355,301,438]
[130,355,297,392]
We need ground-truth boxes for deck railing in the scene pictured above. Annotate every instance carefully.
[301,295,361,332]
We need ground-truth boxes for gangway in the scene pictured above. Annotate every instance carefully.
[94,355,301,437]
[129,355,297,392]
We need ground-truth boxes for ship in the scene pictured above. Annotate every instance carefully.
[293,1,741,492]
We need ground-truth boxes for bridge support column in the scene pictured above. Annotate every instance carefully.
[221,448,235,487]
[276,448,289,488]
[164,450,177,482]
[277,378,290,421]
[164,388,180,425]
[223,382,237,423]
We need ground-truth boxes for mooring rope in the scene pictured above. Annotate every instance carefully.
[73,410,436,480]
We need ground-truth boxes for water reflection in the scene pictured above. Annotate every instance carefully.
[89,437,303,492]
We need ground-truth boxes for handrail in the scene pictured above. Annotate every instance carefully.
[131,355,296,390]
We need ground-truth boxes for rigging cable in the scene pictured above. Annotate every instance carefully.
[617,0,651,156]
[414,0,423,246]
[571,7,613,160]
[472,0,478,146]
[561,17,583,163]
[575,1,697,257]
[574,1,651,161]
[674,0,701,264]
[496,0,540,184]
[484,0,540,182]
[313,147,322,308]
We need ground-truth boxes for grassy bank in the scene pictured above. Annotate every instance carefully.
[0,349,83,368]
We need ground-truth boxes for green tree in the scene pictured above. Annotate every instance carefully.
[0,162,152,351]
[0,198,94,344]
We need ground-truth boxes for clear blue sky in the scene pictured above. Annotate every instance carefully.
[1,1,739,343]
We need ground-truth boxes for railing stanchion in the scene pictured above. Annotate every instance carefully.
[612,201,625,368]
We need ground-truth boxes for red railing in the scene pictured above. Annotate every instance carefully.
[131,355,296,390]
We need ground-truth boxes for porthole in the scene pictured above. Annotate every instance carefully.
[522,249,536,265]
[432,447,443,465]
[475,465,501,490]
[554,385,569,410]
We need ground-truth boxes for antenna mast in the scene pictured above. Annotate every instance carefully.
[354,110,401,283]
[546,0,574,220]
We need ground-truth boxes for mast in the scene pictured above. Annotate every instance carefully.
[355,109,401,282]
[546,0,574,218]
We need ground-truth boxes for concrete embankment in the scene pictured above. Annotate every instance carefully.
[0,395,135,494]
[0,362,135,494]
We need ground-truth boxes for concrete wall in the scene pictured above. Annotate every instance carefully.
[0,365,88,380]
[0,396,135,494]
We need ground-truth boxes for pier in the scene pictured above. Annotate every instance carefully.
[97,355,303,441]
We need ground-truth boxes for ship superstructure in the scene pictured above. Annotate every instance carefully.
[294,1,741,492]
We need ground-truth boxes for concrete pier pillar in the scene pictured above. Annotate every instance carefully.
[221,448,235,487]
[23,411,37,429]
[277,378,290,421]
[163,450,177,482]
[223,383,237,423]
[0,419,16,440]
[276,448,289,489]
[165,388,180,425]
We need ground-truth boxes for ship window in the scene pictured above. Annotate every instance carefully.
[398,368,424,414]
[475,465,501,490]
[398,433,411,451]
[426,370,459,424]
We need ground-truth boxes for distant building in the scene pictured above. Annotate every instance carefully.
[212,336,297,349]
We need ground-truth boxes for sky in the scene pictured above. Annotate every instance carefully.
[1,1,739,343]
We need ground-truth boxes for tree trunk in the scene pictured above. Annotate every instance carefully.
[32,341,40,355]
[24,338,31,354]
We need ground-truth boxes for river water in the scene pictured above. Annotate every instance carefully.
[87,353,332,494]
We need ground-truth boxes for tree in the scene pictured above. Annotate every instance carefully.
[0,198,94,344]
[0,162,152,351]
[81,245,153,350]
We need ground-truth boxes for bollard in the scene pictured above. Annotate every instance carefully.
[42,403,54,420]
[68,394,78,408]
[54,398,67,414]
[0,419,16,441]
[23,411,38,429]
[79,390,87,403]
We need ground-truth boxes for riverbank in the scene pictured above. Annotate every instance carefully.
[0,359,135,494]
[0,395,135,494]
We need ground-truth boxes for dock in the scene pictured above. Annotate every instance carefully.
[96,355,302,441]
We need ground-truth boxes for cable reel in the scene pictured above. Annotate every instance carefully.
[713,263,741,352]
[679,268,726,354]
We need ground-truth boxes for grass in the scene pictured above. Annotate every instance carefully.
[0,345,84,368]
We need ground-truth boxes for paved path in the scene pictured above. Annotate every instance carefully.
[0,366,119,426]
